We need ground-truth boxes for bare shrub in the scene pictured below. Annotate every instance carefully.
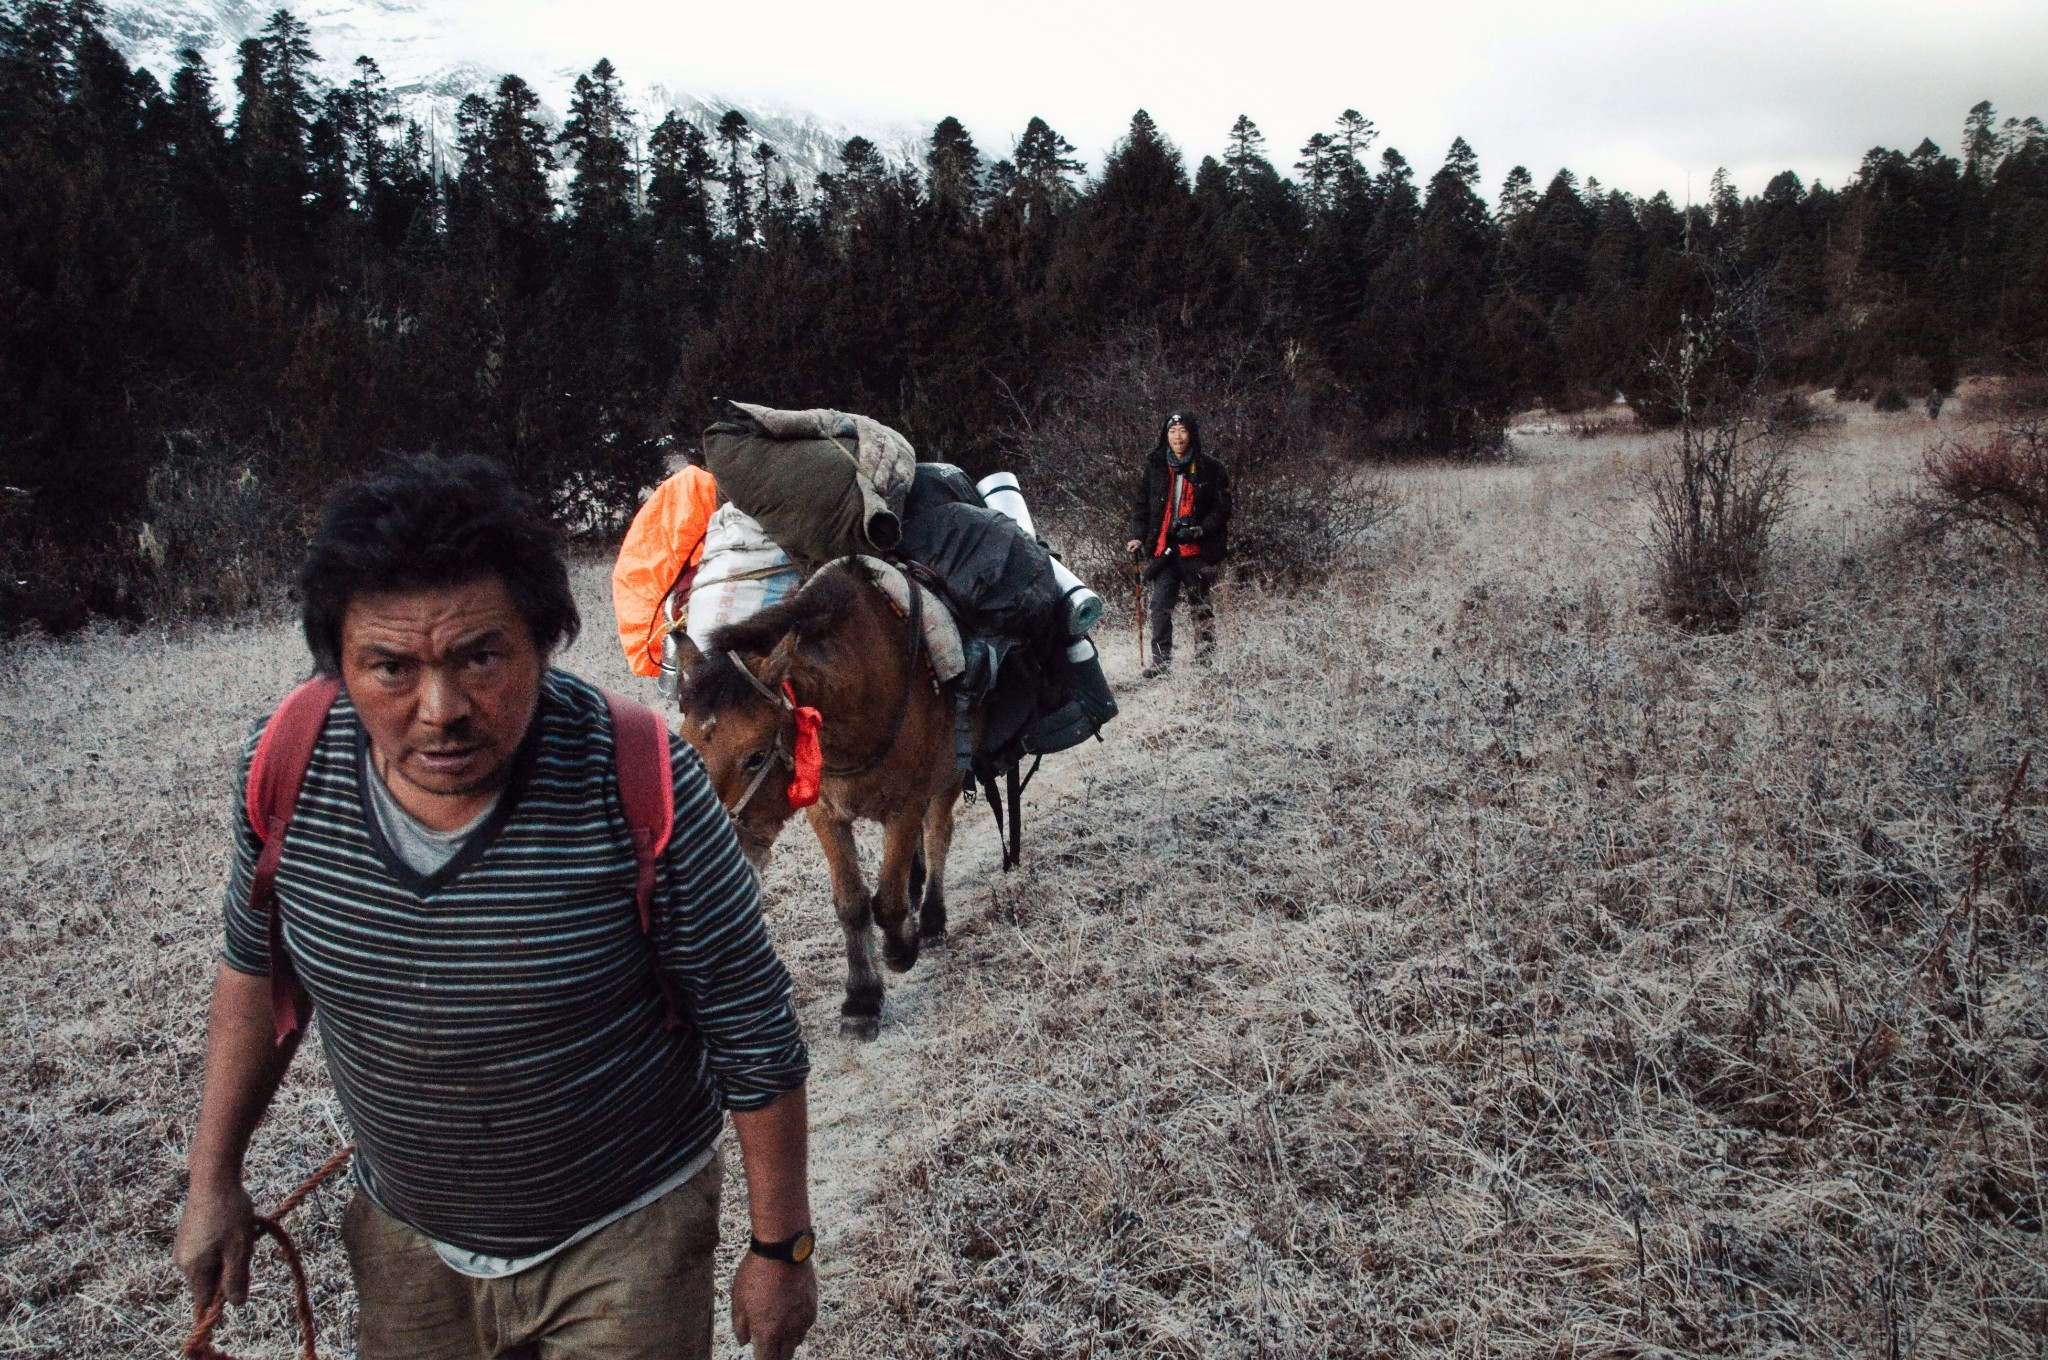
[1001,328,1396,588]
[1960,365,2048,424]
[1915,423,2048,559]
[1643,277,1800,630]
[134,438,305,618]
[1568,407,1637,439]
[1768,388,1843,432]
[1,487,148,632]
[1228,459,1399,587]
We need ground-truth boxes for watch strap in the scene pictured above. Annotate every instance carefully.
[748,1228,816,1263]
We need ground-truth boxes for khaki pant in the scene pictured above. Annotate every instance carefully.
[342,1155,723,1360]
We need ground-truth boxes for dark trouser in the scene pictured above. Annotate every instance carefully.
[1147,557,1216,662]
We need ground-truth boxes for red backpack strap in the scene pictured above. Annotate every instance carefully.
[605,692,675,934]
[245,676,342,1045]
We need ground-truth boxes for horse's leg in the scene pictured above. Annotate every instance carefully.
[872,810,927,975]
[907,845,927,919]
[919,787,958,943]
[807,803,883,1039]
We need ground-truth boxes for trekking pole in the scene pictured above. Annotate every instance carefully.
[1132,549,1146,670]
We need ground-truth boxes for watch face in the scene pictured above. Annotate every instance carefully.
[790,1231,815,1264]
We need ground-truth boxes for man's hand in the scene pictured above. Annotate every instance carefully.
[174,1180,258,1310]
[731,1253,817,1359]
[729,1086,814,1356]
[1125,538,1142,557]
[177,966,299,1313]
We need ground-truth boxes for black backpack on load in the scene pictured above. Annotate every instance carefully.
[894,463,1118,865]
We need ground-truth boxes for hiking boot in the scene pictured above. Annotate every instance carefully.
[1141,659,1171,679]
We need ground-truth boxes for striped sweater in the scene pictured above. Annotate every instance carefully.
[221,669,808,1256]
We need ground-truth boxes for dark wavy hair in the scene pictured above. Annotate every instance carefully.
[299,454,579,676]
[1153,410,1204,459]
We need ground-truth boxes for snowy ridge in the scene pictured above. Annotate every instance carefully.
[102,0,921,191]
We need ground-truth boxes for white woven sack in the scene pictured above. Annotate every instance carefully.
[696,505,792,589]
[686,567,800,653]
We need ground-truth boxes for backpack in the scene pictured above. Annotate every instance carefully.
[613,466,720,677]
[244,678,676,1045]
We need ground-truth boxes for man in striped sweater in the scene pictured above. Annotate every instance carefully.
[173,457,816,1359]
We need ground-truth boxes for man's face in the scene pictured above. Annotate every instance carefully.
[340,576,543,822]
[1167,422,1192,456]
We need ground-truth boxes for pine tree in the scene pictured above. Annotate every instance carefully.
[1225,115,1266,180]
[1708,167,1742,244]
[715,109,754,241]
[751,140,783,224]
[164,47,232,236]
[230,19,310,259]
[1963,102,2001,184]
[1295,131,1336,219]
[484,75,556,231]
[1398,136,1504,448]
[1330,109,1376,203]
[1012,115,1083,220]
[1365,147,1419,264]
[327,55,400,226]
[1058,109,1200,331]
[1497,165,1536,223]
[560,59,635,237]
[648,110,719,296]
[926,115,982,222]
[1200,115,1297,335]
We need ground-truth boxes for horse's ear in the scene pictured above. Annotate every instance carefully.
[758,634,799,688]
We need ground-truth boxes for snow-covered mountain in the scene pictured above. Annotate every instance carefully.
[102,0,922,191]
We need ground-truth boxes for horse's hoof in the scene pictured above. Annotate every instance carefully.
[882,933,920,974]
[918,924,948,945]
[839,1015,880,1041]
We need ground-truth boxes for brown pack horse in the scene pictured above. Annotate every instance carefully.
[679,559,969,1038]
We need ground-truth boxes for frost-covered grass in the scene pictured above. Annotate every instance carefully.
[1,407,2042,1358]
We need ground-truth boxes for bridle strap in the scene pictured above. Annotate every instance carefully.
[727,650,791,711]
[728,733,788,819]
[722,650,792,819]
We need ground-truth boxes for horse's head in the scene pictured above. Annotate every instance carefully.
[679,635,803,868]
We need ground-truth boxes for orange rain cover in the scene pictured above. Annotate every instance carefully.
[612,466,719,676]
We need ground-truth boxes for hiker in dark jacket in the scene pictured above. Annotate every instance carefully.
[1126,411,1231,677]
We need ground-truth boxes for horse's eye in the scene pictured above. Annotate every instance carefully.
[742,749,770,774]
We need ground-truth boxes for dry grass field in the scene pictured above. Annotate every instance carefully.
[3,406,2044,1358]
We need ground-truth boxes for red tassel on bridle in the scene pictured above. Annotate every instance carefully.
[784,682,823,808]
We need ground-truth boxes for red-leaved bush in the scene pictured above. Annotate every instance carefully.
[1919,424,2048,558]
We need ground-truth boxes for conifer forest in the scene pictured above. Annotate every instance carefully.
[2,0,2046,631]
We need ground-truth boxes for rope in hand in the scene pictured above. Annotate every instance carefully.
[182,1143,355,1360]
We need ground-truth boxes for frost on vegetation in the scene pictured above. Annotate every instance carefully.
[3,423,2045,1357]
[830,423,2048,1358]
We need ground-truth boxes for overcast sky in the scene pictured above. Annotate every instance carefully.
[423,0,2046,201]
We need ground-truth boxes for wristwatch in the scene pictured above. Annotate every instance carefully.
[748,1227,817,1264]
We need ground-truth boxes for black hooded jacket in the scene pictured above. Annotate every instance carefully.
[1130,415,1231,565]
